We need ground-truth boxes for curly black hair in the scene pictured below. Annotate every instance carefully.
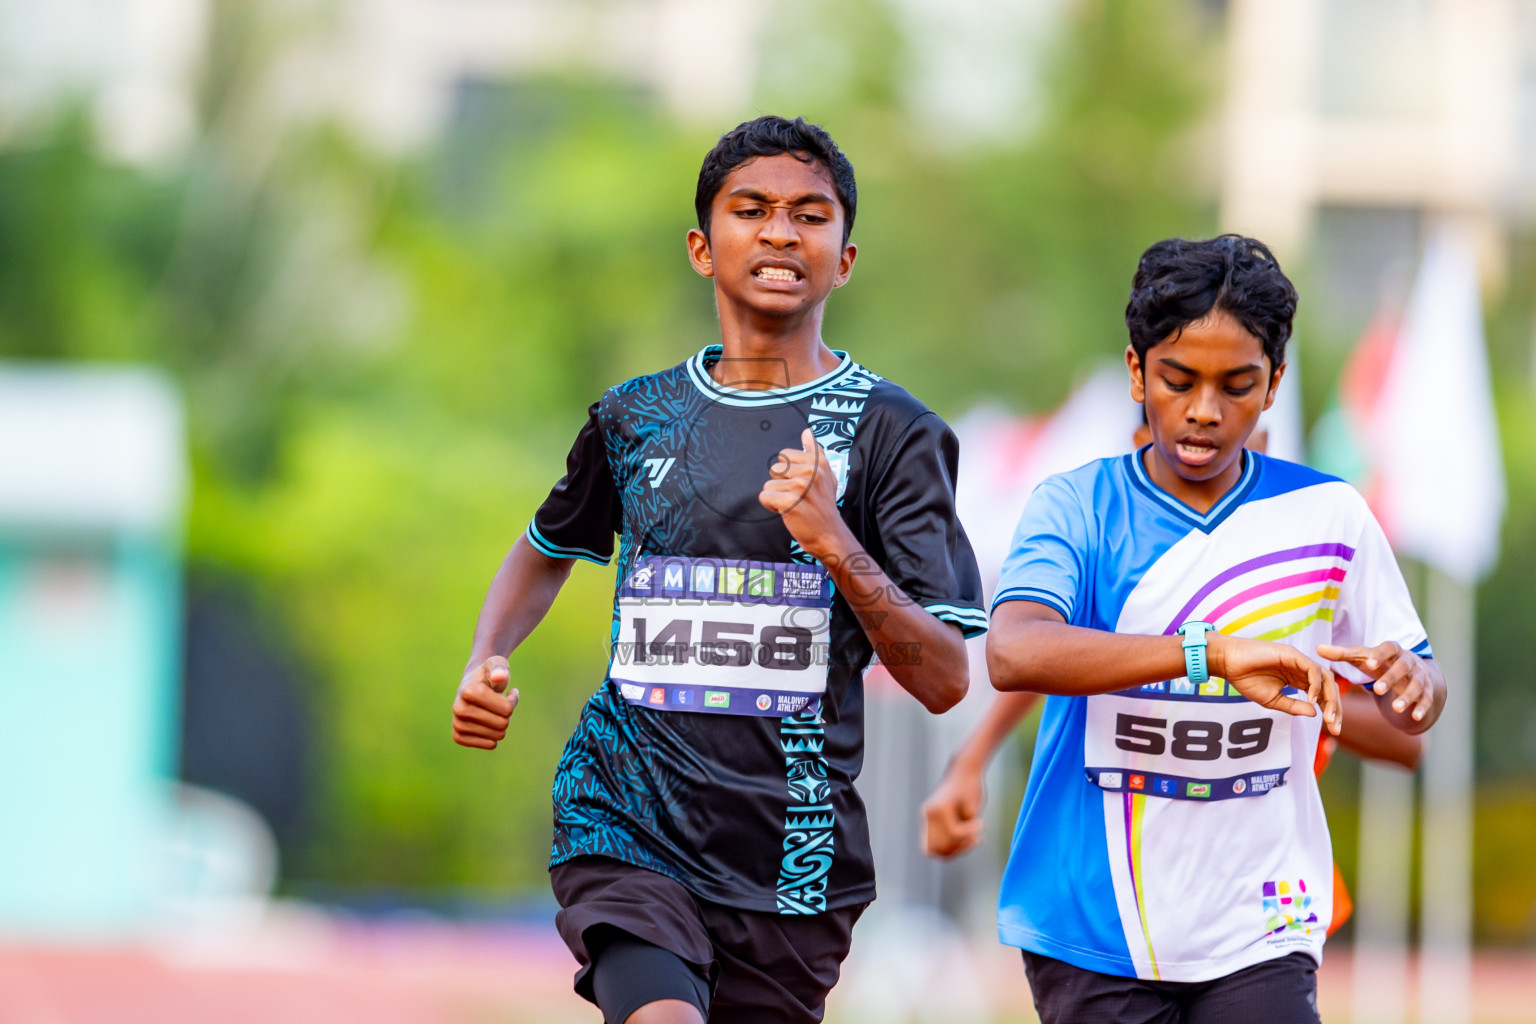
[695,115,857,243]
[1124,234,1298,376]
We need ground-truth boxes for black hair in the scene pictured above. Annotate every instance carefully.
[695,115,857,243]
[1124,234,1297,376]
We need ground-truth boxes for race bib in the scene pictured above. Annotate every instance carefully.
[610,555,832,717]
[1083,679,1294,800]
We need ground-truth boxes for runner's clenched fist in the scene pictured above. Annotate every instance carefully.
[453,655,518,749]
[760,427,845,559]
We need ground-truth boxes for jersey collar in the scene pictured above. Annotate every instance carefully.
[1126,445,1262,534]
[686,344,856,407]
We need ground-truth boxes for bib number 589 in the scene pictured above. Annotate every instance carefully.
[1114,714,1272,761]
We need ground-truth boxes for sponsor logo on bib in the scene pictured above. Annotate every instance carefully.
[756,694,772,711]
[1232,777,1247,795]
[705,691,730,708]
[1129,774,1145,790]
[1187,782,1211,798]
[649,687,666,705]
[620,683,644,701]
[630,565,654,591]
[1099,772,1123,788]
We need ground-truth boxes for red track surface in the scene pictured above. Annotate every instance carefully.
[1,911,1532,1023]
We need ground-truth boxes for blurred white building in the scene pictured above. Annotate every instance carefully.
[0,0,767,158]
[1222,0,1536,319]
[0,0,1083,161]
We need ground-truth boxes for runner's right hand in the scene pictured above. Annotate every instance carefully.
[921,763,986,858]
[1209,634,1341,734]
[453,655,517,750]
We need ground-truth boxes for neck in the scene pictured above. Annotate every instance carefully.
[710,295,839,389]
[1143,445,1246,515]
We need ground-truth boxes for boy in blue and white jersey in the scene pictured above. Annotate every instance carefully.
[984,235,1446,1022]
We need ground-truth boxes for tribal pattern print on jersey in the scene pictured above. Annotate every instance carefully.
[532,345,985,915]
[992,450,1431,982]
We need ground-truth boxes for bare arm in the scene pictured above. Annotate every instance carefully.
[763,428,969,714]
[451,535,576,750]
[922,690,1040,858]
[1334,687,1423,770]
[987,600,1341,731]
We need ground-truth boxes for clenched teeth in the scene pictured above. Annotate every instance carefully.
[754,267,801,282]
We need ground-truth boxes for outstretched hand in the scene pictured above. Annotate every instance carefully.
[1211,633,1342,734]
[453,655,517,750]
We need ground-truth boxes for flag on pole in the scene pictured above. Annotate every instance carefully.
[1373,225,1505,580]
[1310,225,1504,580]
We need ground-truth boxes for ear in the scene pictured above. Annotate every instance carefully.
[686,228,714,278]
[832,241,858,289]
[1126,345,1147,403]
[1262,360,1287,412]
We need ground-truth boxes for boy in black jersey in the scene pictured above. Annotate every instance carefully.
[452,116,985,1024]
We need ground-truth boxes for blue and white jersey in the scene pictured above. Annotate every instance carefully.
[993,449,1431,982]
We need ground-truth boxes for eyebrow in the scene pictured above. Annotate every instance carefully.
[1157,357,1264,376]
[726,187,837,207]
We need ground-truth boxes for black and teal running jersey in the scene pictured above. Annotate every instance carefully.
[529,344,986,915]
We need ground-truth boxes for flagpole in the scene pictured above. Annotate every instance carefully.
[1351,756,1414,1024]
[1419,567,1475,1024]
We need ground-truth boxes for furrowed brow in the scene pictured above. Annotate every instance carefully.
[725,188,836,207]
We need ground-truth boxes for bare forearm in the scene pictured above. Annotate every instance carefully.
[464,535,575,671]
[1337,688,1423,769]
[950,691,1040,772]
[987,609,1185,695]
[816,527,969,713]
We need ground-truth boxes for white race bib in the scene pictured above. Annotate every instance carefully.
[610,555,832,717]
[1083,679,1294,800]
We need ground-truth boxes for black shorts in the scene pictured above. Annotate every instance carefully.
[551,856,866,1024]
[1023,949,1320,1024]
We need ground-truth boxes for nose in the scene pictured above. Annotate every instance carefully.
[1186,383,1222,426]
[759,206,799,250]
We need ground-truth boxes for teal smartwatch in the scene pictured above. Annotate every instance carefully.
[1177,620,1215,686]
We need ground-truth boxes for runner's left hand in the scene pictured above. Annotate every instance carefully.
[1316,641,1435,723]
[760,428,845,558]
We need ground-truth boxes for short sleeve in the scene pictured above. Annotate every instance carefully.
[1331,508,1433,682]
[525,400,620,566]
[868,412,988,638]
[991,475,1091,623]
